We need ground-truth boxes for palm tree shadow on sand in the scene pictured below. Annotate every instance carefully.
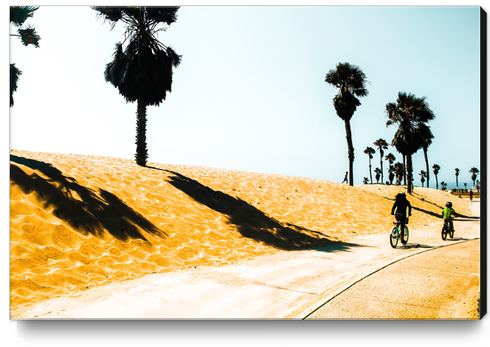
[162,169,361,252]
[10,155,165,242]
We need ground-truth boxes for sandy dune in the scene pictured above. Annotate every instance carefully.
[9,150,474,318]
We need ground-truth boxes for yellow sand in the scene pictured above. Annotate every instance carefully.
[9,150,473,317]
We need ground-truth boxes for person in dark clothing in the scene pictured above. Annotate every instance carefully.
[391,192,412,239]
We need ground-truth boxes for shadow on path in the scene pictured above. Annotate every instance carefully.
[10,155,165,242]
[162,169,360,252]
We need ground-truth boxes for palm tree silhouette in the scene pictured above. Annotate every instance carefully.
[455,168,460,188]
[419,170,426,187]
[386,92,435,194]
[469,167,479,186]
[325,63,368,186]
[418,123,434,188]
[432,164,440,189]
[374,167,381,184]
[364,147,375,184]
[373,139,388,184]
[10,6,41,107]
[394,162,404,185]
[93,6,182,166]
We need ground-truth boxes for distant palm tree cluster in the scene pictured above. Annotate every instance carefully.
[325,62,479,195]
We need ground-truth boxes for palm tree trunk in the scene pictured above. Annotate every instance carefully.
[407,154,413,194]
[135,99,149,166]
[435,173,439,189]
[344,120,354,186]
[403,155,407,185]
[379,151,384,184]
[369,158,373,184]
[423,146,430,188]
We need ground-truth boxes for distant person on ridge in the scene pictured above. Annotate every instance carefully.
[342,171,348,184]
[391,192,412,239]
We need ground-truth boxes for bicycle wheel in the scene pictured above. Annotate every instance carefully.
[401,226,409,245]
[442,225,447,240]
[449,226,455,238]
[390,226,399,248]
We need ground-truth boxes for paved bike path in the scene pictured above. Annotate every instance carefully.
[305,239,481,320]
[16,202,480,319]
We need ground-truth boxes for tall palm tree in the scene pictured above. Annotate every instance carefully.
[325,63,368,186]
[394,162,404,185]
[374,168,381,184]
[469,167,479,186]
[455,168,460,188]
[93,6,182,166]
[374,139,388,184]
[364,147,375,184]
[419,170,426,187]
[10,6,40,107]
[432,164,440,189]
[418,123,434,188]
[386,92,435,194]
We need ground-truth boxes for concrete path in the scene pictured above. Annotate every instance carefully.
[16,201,481,320]
[305,239,481,320]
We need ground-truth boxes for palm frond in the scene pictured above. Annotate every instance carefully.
[10,6,39,27]
[18,27,40,47]
[10,63,22,107]
[146,7,180,25]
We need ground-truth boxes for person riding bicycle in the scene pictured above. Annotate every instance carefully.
[442,201,456,231]
[391,192,412,238]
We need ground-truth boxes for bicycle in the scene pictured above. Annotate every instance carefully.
[390,221,409,248]
[441,219,455,240]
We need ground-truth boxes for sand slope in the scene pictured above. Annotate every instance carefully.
[9,150,473,317]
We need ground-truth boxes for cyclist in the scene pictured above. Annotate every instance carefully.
[442,201,456,231]
[391,192,412,239]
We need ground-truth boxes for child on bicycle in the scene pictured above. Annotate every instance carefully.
[391,192,412,238]
[442,202,456,231]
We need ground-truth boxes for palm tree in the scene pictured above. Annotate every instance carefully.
[325,63,368,186]
[373,139,388,184]
[455,168,460,188]
[394,162,404,185]
[374,168,381,184]
[364,147,375,184]
[432,164,440,189]
[419,170,426,187]
[93,6,182,166]
[469,167,479,186]
[363,177,369,184]
[418,123,434,188]
[385,153,395,185]
[386,92,435,194]
[10,6,40,107]
[441,181,447,191]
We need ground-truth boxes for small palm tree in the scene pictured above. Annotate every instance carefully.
[388,165,395,185]
[469,167,479,186]
[394,162,404,185]
[363,177,369,184]
[373,139,388,184]
[10,6,40,107]
[386,92,435,194]
[364,147,375,184]
[93,6,182,166]
[325,62,368,186]
[419,170,426,187]
[432,164,440,189]
[374,167,381,184]
[455,168,460,188]
[418,123,434,188]
[441,181,447,191]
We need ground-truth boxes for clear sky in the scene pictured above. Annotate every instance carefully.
[8,2,483,189]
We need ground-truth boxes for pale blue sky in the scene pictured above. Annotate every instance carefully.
[8,4,482,188]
